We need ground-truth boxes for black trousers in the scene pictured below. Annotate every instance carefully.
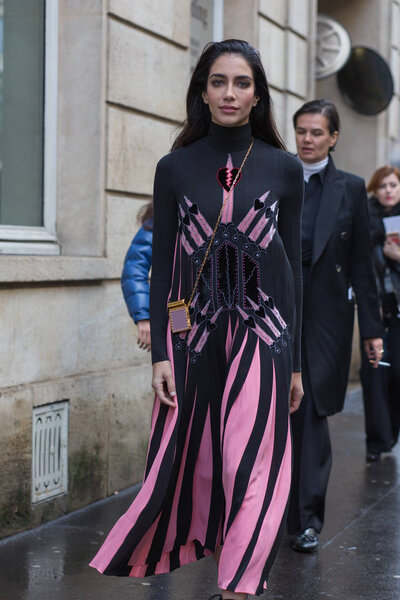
[360,316,400,453]
[287,347,332,535]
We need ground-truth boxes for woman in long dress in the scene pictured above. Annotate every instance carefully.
[90,39,304,599]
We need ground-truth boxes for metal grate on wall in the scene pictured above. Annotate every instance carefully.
[32,401,69,504]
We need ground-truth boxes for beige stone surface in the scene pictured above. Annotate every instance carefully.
[288,0,309,38]
[107,107,176,195]
[0,388,32,537]
[259,0,287,27]
[108,365,153,491]
[316,75,378,182]
[270,88,286,139]
[224,0,258,47]
[391,48,399,95]
[108,0,190,47]
[318,0,380,49]
[286,32,308,98]
[59,0,103,16]
[57,1,105,256]
[0,255,122,283]
[0,363,153,536]
[285,94,304,153]
[258,18,286,90]
[389,96,400,140]
[391,2,400,49]
[106,195,149,262]
[108,18,187,122]
[0,282,142,388]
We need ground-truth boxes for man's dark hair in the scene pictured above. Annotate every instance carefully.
[293,99,340,151]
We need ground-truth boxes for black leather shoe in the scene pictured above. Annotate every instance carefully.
[292,527,319,552]
[366,452,381,462]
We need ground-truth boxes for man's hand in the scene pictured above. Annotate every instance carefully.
[289,372,304,414]
[363,338,384,368]
[137,319,151,352]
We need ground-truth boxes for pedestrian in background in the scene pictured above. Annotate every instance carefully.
[91,39,304,599]
[288,99,383,553]
[360,166,400,461]
[121,200,153,352]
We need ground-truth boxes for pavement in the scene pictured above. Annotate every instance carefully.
[1,387,400,600]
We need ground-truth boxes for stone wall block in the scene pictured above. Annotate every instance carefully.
[59,1,103,16]
[270,88,286,139]
[286,32,308,98]
[108,365,153,491]
[106,195,149,262]
[66,374,110,509]
[57,5,104,256]
[76,281,141,373]
[389,96,400,140]
[108,19,187,121]
[108,0,190,47]
[391,47,400,94]
[259,0,287,27]
[0,389,32,537]
[258,18,286,90]
[0,288,80,388]
[288,0,309,38]
[391,2,400,49]
[0,283,141,388]
[223,0,259,47]
[107,108,175,195]
[286,94,304,153]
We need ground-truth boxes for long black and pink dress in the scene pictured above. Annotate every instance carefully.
[90,122,303,595]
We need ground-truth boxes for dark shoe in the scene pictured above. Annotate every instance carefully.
[208,596,222,600]
[366,452,381,462]
[292,527,319,552]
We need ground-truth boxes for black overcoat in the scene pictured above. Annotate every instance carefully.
[303,157,382,416]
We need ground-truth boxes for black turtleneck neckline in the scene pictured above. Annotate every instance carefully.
[207,121,252,152]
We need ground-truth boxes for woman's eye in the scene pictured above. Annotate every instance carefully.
[237,80,250,88]
[211,79,223,87]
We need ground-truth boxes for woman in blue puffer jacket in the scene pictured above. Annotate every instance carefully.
[121,201,153,351]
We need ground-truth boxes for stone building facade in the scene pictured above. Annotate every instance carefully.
[0,0,398,538]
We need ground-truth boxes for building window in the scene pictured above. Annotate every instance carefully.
[190,0,224,72]
[0,0,58,255]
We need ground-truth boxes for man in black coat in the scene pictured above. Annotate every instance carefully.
[287,100,383,552]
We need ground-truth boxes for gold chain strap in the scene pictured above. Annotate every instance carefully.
[187,138,254,308]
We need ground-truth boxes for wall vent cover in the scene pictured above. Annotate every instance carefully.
[32,401,69,503]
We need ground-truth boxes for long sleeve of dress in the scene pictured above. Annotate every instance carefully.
[150,156,178,364]
[278,153,304,371]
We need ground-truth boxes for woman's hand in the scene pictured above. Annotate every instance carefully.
[152,360,177,407]
[137,319,151,351]
[363,337,384,368]
[383,238,400,262]
[289,372,303,414]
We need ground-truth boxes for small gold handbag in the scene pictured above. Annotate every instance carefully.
[167,138,254,333]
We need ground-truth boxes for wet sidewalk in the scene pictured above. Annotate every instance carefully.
[1,387,400,600]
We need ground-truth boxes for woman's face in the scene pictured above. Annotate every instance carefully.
[375,172,400,209]
[295,113,338,164]
[202,53,259,128]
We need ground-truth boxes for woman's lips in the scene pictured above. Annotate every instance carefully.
[219,106,239,113]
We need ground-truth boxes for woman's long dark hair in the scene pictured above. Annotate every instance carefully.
[172,39,285,151]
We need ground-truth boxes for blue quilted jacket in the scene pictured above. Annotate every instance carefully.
[121,219,153,323]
